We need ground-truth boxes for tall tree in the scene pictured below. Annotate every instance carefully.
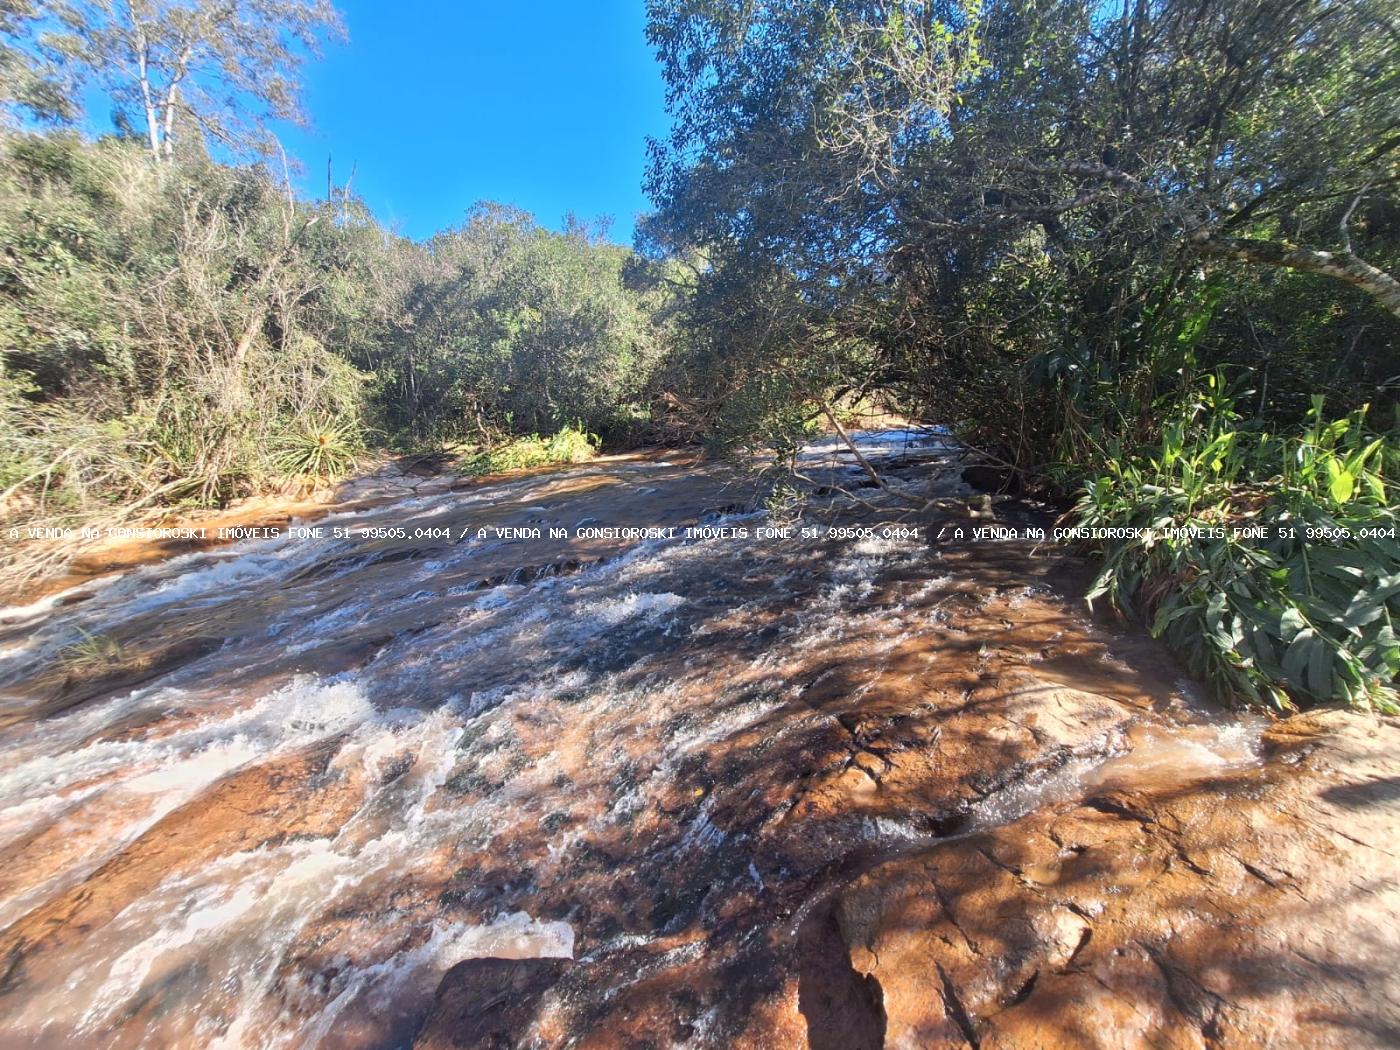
[648,0,1400,313]
[57,0,343,161]
[644,0,1400,460]
[0,0,72,122]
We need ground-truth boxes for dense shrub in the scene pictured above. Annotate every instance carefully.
[0,135,679,553]
[363,205,680,448]
[459,425,598,476]
[1074,380,1399,712]
[0,134,372,515]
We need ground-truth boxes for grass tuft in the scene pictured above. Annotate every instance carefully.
[57,628,124,674]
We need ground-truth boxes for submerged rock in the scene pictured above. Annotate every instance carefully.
[415,957,573,1049]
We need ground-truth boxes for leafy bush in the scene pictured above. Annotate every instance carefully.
[1073,377,1399,713]
[460,425,598,476]
[0,133,676,576]
[363,205,681,447]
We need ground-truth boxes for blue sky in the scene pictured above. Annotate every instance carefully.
[275,1,669,243]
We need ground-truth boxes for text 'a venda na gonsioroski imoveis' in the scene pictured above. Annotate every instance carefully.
[11,523,924,543]
[9,521,1387,546]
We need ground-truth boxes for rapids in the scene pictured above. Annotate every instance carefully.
[0,433,1263,1048]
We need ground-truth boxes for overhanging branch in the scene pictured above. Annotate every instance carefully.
[1189,232,1400,321]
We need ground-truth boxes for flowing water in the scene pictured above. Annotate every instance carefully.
[0,434,1263,1048]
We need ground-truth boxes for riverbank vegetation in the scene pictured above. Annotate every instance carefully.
[1075,385,1398,710]
[1,0,1397,710]
[641,0,1400,711]
[0,131,681,521]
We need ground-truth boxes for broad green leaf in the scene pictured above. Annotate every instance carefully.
[1306,639,1334,698]
[1279,606,1306,643]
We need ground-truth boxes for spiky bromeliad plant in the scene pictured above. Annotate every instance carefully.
[272,417,363,480]
[1072,378,1399,713]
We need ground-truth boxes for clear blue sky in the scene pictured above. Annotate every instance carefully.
[277,1,670,244]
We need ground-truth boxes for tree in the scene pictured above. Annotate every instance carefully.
[908,1,1400,317]
[56,0,344,161]
[644,0,1400,459]
[0,0,73,122]
[355,203,678,444]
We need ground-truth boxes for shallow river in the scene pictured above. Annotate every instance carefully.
[0,433,1261,1048]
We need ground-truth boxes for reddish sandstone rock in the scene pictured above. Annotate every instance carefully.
[830,711,1400,1049]
[0,739,365,997]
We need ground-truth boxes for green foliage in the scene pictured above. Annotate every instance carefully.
[271,417,364,480]
[645,0,1400,465]
[763,479,806,527]
[52,0,344,162]
[0,132,379,523]
[0,132,678,563]
[0,1,73,123]
[1073,380,1399,713]
[460,425,598,476]
[644,0,1400,713]
[366,205,680,447]
[703,368,825,462]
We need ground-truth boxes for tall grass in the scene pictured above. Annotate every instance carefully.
[1071,375,1399,713]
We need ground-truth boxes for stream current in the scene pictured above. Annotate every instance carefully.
[0,433,1261,1048]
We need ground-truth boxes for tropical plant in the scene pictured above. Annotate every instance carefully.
[1074,379,1399,712]
[271,416,363,479]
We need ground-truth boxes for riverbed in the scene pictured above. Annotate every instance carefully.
[0,434,1395,1049]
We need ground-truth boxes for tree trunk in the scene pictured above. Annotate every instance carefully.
[159,49,193,162]
[1191,233,1400,321]
[136,43,161,160]
[161,83,181,161]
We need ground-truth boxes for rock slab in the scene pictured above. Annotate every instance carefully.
[831,710,1400,1049]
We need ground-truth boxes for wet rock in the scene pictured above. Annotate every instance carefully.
[4,442,1395,1049]
[960,462,1021,495]
[41,634,225,721]
[828,710,1400,1049]
[414,957,572,1049]
[0,739,365,998]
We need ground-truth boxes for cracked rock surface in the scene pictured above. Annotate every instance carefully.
[826,709,1400,1049]
[409,544,1400,1049]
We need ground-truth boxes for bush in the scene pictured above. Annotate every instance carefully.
[1072,377,1399,713]
[460,425,598,475]
[362,205,682,447]
[0,132,675,575]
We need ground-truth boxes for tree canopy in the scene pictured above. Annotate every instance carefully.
[51,0,343,160]
[644,0,1400,461]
